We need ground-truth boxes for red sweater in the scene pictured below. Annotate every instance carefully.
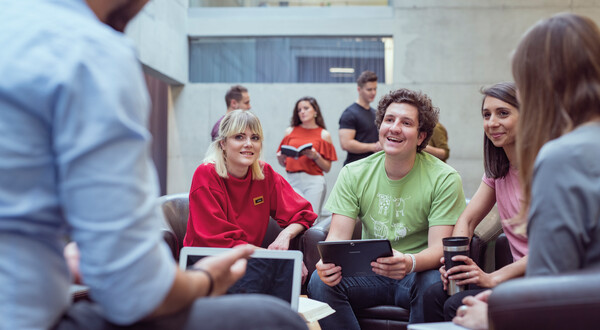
[277,126,337,176]
[183,161,317,248]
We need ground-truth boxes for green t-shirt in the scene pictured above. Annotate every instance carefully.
[325,151,466,253]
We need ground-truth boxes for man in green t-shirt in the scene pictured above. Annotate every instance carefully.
[308,88,466,328]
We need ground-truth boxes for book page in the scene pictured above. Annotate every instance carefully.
[298,296,335,323]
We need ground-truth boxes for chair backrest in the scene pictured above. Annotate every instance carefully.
[159,193,190,255]
[474,205,503,243]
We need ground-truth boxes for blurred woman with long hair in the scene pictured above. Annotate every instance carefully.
[453,13,600,329]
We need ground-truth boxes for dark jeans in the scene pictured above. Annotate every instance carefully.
[422,281,485,322]
[227,257,294,303]
[307,269,440,330]
[53,295,307,330]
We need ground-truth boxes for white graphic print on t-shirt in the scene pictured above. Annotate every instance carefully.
[370,193,411,241]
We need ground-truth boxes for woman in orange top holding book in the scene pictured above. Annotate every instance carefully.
[277,97,337,222]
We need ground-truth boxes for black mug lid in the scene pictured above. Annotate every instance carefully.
[442,236,469,246]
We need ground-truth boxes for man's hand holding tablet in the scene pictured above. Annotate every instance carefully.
[316,239,397,286]
[371,249,412,280]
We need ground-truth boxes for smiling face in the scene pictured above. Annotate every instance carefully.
[482,96,519,148]
[379,102,426,159]
[220,127,262,178]
[296,100,317,125]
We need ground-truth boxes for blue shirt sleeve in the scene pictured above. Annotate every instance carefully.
[52,30,175,324]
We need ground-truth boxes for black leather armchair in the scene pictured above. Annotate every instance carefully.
[159,193,189,260]
[301,217,508,330]
[488,267,600,330]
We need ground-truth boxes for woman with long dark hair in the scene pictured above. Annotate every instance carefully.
[512,13,600,276]
[423,82,528,322]
[277,97,337,221]
[453,13,600,329]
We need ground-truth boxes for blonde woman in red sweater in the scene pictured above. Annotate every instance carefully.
[184,110,316,297]
[184,110,316,249]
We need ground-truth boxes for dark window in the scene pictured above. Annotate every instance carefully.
[189,37,389,83]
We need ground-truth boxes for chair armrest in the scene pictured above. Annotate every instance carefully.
[469,234,487,270]
[494,233,513,270]
[162,228,179,260]
[300,217,331,276]
[488,268,600,330]
[159,193,190,253]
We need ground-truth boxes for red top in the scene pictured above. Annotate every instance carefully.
[277,126,338,176]
[183,161,317,248]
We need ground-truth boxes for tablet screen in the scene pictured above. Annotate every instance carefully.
[180,247,302,310]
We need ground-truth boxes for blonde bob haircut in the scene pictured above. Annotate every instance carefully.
[204,110,265,180]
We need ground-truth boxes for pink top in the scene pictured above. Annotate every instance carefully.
[482,166,529,261]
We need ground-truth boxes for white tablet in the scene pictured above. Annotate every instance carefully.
[179,247,303,311]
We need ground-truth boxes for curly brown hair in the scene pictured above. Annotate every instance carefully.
[375,88,439,152]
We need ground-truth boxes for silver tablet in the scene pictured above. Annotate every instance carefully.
[179,247,303,311]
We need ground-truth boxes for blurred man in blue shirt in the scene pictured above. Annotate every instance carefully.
[0,1,306,329]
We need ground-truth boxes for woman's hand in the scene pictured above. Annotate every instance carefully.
[267,231,291,250]
[301,147,320,161]
[452,290,492,330]
[302,147,332,172]
[276,151,287,167]
[301,261,308,284]
[315,259,342,287]
[371,249,409,280]
[438,257,448,290]
[446,255,496,288]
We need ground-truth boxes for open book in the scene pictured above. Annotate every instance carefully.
[280,143,313,158]
[298,296,335,323]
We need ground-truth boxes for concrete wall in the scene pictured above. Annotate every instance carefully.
[126,0,188,85]
[128,0,600,202]
[166,83,396,197]
[166,83,485,202]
